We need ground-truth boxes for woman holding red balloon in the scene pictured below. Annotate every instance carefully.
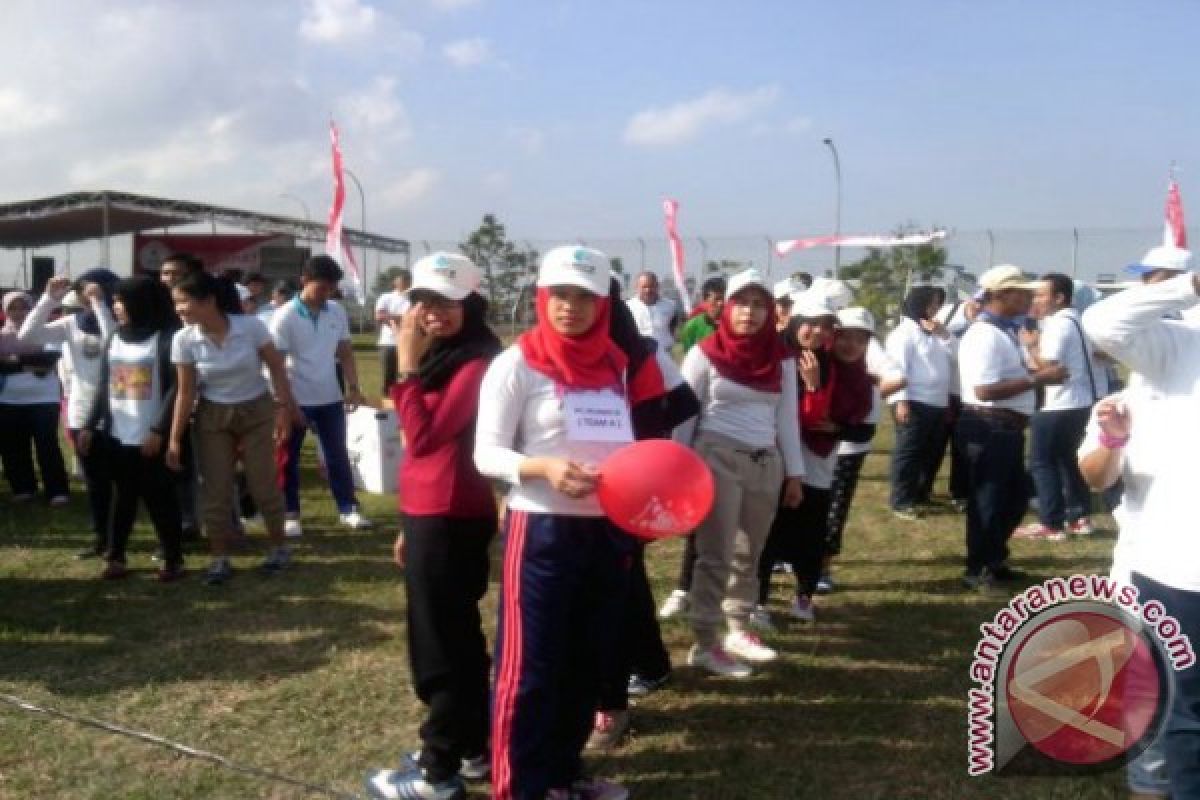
[674,269,806,678]
[475,246,653,800]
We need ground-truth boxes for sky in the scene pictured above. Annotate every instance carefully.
[1,0,1198,281]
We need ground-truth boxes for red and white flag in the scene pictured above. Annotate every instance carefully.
[1164,176,1187,249]
[325,120,364,301]
[775,229,947,258]
[662,199,691,313]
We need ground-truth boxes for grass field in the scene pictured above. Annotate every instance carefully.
[0,338,1126,799]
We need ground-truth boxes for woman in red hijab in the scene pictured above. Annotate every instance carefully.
[473,246,634,800]
[673,269,806,679]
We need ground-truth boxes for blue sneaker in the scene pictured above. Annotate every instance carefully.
[364,766,466,800]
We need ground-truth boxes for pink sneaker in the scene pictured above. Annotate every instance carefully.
[1013,523,1066,542]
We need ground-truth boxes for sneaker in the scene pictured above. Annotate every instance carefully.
[747,605,776,633]
[987,564,1027,583]
[157,564,187,583]
[627,671,670,698]
[815,571,835,595]
[546,778,630,800]
[260,547,292,575]
[723,630,778,663]
[1013,523,1066,542]
[1068,518,1095,536]
[204,559,233,586]
[687,644,753,678]
[789,594,816,623]
[892,507,922,522]
[658,589,689,619]
[364,766,465,800]
[585,709,630,751]
[401,751,489,783]
[284,517,304,538]
[49,494,70,507]
[340,510,374,530]
[241,513,263,529]
[101,561,128,580]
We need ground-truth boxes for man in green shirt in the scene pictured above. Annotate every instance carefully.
[678,276,727,352]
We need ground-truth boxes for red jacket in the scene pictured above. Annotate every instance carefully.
[390,358,497,519]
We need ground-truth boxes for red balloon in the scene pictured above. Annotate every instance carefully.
[597,439,715,539]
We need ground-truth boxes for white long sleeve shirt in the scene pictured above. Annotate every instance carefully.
[884,317,952,407]
[17,294,114,428]
[1082,273,1200,591]
[672,347,805,478]
[474,345,632,517]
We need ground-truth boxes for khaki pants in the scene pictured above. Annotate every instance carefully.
[688,431,784,648]
[193,393,285,537]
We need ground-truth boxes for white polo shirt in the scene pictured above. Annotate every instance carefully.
[270,297,350,407]
[171,314,272,405]
[957,318,1036,415]
[375,291,411,347]
[626,296,678,354]
[884,317,952,407]
[1039,307,1107,411]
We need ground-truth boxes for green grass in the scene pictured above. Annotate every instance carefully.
[0,338,1125,798]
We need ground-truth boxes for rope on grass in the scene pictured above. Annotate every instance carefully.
[0,692,363,800]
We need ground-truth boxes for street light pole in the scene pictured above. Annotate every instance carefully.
[822,137,843,279]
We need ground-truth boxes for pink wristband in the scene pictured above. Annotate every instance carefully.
[1098,432,1129,450]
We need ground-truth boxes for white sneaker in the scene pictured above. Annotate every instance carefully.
[747,605,776,633]
[723,631,778,663]
[340,510,374,530]
[658,589,689,619]
[790,594,815,623]
[687,644,753,678]
[284,517,303,538]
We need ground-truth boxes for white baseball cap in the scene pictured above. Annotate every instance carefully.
[773,278,799,300]
[978,264,1041,292]
[789,289,837,320]
[836,306,876,333]
[537,246,611,296]
[409,252,483,301]
[725,268,770,301]
[1126,245,1193,276]
[809,277,856,311]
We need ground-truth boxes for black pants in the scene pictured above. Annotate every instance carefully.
[758,485,833,601]
[889,400,947,510]
[107,439,184,569]
[598,543,672,712]
[0,402,69,499]
[955,411,1028,575]
[675,532,698,592]
[69,427,114,551]
[380,346,398,396]
[826,452,868,556]
[926,394,969,502]
[403,513,495,783]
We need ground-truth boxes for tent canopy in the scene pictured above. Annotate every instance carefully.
[0,190,409,253]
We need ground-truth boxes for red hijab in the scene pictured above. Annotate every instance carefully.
[518,287,628,390]
[699,288,788,392]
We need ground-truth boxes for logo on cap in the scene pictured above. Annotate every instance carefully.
[435,255,450,268]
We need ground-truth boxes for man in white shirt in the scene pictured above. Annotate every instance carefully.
[884,285,953,520]
[271,255,372,534]
[1081,264,1200,798]
[375,269,412,395]
[1016,273,1107,541]
[955,265,1064,589]
[625,272,679,354]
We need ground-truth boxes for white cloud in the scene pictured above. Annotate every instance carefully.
[0,88,63,135]
[443,37,491,68]
[379,168,440,209]
[299,0,378,43]
[623,85,780,147]
[337,77,410,139]
[507,126,546,155]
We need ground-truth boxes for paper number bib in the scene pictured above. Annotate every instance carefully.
[564,389,634,444]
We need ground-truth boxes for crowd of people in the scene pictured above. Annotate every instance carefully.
[2,240,1197,799]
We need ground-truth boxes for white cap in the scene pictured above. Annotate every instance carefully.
[809,277,856,311]
[773,278,799,300]
[61,290,82,309]
[836,306,876,333]
[978,264,1041,292]
[789,289,837,320]
[537,246,611,296]
[410,252,483,301]
[235,284,252,302]
[725,268,770,300]
[1126,245,1193,276]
